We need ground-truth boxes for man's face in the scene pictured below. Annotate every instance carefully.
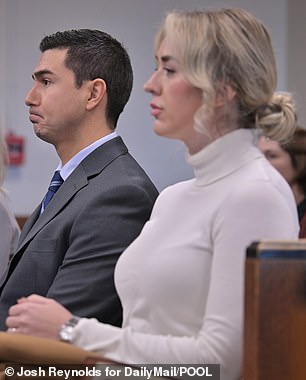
[25,48,89,149]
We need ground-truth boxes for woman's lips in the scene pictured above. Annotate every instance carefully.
[150,103,162,117]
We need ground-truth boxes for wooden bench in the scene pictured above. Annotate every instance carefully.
[244,240,306,380]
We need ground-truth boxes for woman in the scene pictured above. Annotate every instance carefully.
[259,127,306,237]
[0,129,20,278]
[6,8,299,380]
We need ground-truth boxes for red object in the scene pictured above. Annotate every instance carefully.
[5,132,25,165]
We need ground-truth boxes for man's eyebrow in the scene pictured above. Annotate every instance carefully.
[32,69,54,80]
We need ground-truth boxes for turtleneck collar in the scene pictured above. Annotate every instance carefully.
[186,129,262,186]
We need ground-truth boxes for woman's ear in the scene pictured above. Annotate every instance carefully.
[86,78,107,111]
[215,84,236,108]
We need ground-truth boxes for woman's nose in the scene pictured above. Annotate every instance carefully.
[144,72,159,95]
[143,77,153,94]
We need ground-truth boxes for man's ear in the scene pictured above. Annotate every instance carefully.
[215,84,236,108]
[86,78,107,111]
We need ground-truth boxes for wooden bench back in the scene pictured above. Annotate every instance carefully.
[244,240,306,380]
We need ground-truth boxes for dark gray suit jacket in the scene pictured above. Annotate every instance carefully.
[0,136,158,330]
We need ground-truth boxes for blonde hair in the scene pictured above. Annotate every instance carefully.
[155,8,296,143]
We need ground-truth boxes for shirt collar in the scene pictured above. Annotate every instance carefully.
[56,131,118,180]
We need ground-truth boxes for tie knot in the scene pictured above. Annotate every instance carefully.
[42,171,64,212]
[48,171,64,193]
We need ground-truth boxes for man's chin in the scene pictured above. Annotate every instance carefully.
[34,129,49,143]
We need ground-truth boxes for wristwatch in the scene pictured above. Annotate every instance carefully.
[59,315,80,343]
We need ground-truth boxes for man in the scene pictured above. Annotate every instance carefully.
[0,29,158,330]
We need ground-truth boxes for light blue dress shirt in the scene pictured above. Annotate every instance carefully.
[41,131,118,213]
[58,131,118,180]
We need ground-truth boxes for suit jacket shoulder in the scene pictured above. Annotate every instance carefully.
[0,136,158,330]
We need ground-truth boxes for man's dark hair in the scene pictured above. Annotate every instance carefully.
[40,29,133,129]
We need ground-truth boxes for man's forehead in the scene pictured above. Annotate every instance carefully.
[33,49,68,76]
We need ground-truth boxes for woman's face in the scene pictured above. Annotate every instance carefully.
[258,136,297,184]
[144,39,203,151]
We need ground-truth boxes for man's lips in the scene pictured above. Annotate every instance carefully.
[28,112,42,123]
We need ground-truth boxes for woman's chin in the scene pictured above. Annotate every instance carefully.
[152,120,167,137]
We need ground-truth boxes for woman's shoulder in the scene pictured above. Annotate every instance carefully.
[236,156,295,202]
[160,178,194,194]
[221,159,297,222]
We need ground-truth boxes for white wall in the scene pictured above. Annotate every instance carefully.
[0,0,288,215]
[288,0,306,127]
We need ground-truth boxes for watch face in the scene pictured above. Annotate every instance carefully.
[59,316,80,342]
[60,325,74,342]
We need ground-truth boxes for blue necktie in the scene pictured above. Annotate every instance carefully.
[42,171,64,211]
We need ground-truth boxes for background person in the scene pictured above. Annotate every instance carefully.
[6,8,299,380]
[259,126,306,237]
[0,129,20,278]
[0,29,158,330]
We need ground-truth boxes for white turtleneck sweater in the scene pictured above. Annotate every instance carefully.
[73,129,299,380]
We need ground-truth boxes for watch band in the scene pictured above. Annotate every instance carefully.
[59,315,80,343]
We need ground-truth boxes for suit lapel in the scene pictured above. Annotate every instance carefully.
[15,136,128,254]
[16,168,88,253]
[0,136,129,289]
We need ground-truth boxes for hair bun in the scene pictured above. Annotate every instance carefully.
[255,92,297,143]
